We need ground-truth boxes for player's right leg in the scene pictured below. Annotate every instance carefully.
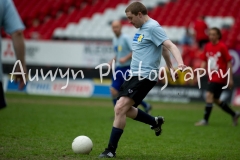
[99,96,134,158]
[195,91,214,126]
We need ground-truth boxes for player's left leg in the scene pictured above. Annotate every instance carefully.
[195,91,214,126]
[211,82,240,126]
[126,105,164,136]
[214,99,240,126]
[121,78,163,136]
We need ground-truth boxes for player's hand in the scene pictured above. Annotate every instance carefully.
[119,57,127,64]
[14,65,27,90]
[178,64,188,71]
[228,79,234,89]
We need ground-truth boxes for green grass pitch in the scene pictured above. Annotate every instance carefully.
[0,92,240,160]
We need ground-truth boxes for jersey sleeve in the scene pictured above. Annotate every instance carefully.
[151,26,169,47]
[2,0,25,34]
[221,44,232,62]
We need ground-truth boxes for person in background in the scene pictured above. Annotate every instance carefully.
[0,0,27,109]
[195,27,240,126]
[192,16,209,49]
[180,28,194,46]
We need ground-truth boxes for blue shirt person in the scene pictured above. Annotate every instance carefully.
[99,2,186,158]
[110,20,151,113]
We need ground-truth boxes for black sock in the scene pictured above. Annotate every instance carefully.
[107,127,123,152]
[219,102,236,117]
[134,108,156,126]
[204,103,213,122]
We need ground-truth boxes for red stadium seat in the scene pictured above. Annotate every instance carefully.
[12,0,239,47]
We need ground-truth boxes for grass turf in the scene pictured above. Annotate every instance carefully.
[0,92,240,160]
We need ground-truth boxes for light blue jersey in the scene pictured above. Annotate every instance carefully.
[0,0,25,79]
[131,18,168,81]
[112,33,132,67]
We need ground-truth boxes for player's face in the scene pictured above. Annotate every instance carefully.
[126,12,142,28]
[209,29,219,43]
[112,23,121,36]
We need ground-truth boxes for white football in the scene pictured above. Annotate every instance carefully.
[72,135,93,154]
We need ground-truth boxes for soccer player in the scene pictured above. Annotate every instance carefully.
[195,27,240,126]
[99,2,186,158]
[0,0,27,109]
[192,16,209,49]
[110,20,152,114]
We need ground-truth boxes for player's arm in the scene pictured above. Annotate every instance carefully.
[162,40,186,69]
[200,61,207,69]
[109,56,116,67]
[162,46,173,71]
[11,30,27,89]
[11,30,26,68]
[11,31,27,90]
[3,0,27,90]
[162,46,179,79]
[151,26,185,68]
[119,52,132,64]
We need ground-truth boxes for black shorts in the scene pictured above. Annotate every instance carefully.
[117,76,156,107]
[0,81,6,109]
[207,82,225,99]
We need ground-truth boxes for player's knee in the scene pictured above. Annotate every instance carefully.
[206,92,214,103]
[114,101,125,116]
[114,98,131,116]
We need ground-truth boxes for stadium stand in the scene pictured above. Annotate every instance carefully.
[4,0,239,49]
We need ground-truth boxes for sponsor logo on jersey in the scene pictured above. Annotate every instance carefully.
[133,34,144,42]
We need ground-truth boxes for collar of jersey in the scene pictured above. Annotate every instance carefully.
[140,18,152,29]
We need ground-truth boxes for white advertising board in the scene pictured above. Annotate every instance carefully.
[26,79,94,97]
[1,39,115,68]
